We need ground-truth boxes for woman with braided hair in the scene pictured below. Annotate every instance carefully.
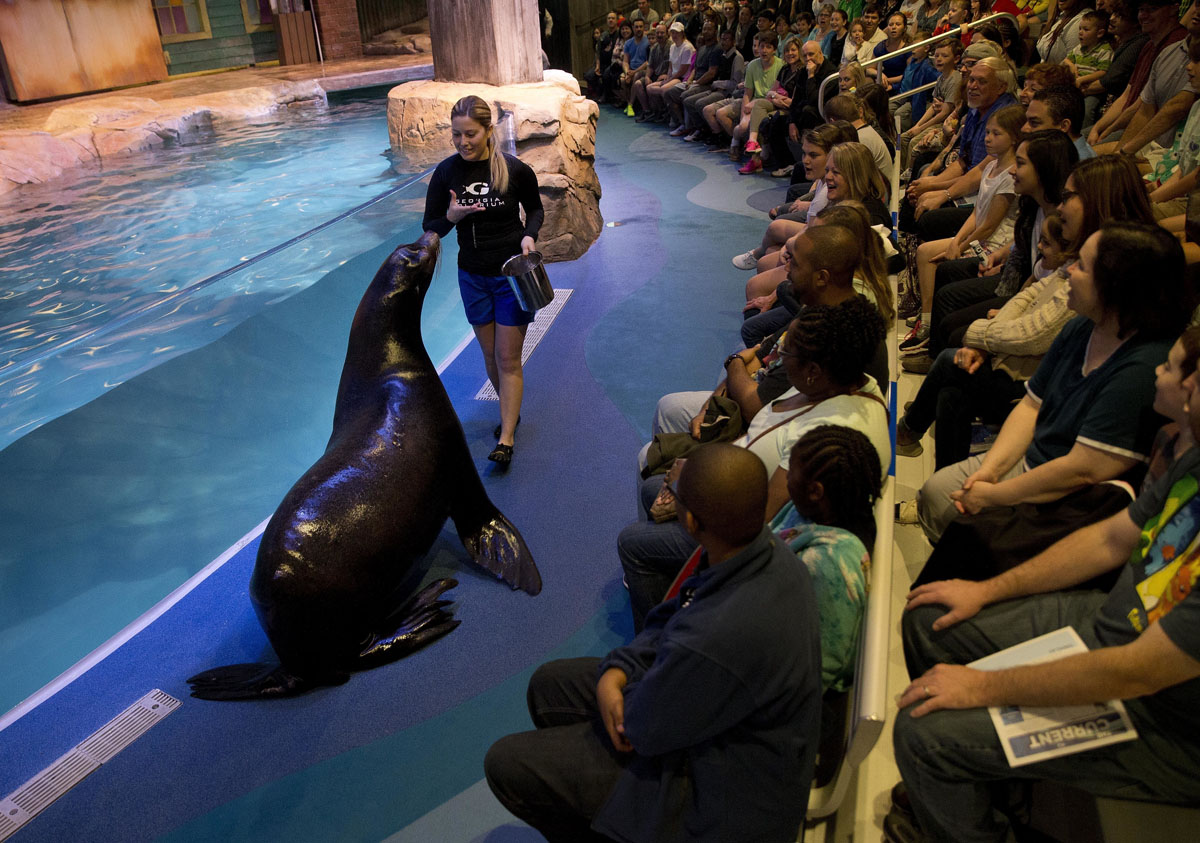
[619,296,891,630]
[771,424,881,691]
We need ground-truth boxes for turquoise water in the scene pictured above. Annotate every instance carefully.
[0,86,473,716]
[0,86,467,450]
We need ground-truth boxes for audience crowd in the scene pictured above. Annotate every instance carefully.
[497,1,1200,841]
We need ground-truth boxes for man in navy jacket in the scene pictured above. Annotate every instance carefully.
[485,443,823,842]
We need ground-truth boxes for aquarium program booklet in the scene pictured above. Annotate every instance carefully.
[969,626,1139,768]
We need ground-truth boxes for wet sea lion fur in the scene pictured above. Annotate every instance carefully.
[188,232,541,700]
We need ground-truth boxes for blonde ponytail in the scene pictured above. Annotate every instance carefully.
[451,95,510,194]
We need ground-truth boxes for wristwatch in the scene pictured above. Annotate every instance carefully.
[724,352,745,369]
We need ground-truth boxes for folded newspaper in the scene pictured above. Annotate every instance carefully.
[969,626,1139,767]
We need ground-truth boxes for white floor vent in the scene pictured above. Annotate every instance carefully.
[0,690,180,841]
[475,289,573,401]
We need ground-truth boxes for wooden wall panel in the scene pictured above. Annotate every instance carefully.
[0,0,167,102]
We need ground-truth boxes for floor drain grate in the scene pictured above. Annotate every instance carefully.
[474,289,572,401]
[0,690,180,841]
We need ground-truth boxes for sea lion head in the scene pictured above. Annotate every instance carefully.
[373,231,441,302]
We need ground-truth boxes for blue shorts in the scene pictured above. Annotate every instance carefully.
[458,269,534,327]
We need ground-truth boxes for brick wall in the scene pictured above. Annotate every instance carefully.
[313,0,363,59]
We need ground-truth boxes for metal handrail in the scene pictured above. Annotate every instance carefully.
[817,11,1019,116]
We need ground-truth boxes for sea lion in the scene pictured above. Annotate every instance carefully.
[188,231,541,700]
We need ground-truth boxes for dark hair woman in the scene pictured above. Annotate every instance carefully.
[912,220,1193,563]
[905,129,1078,370]
[422,95,543,467]
[897,153,1160,473]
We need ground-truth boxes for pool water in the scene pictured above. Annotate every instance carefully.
[0,85,467,450]
[0,85,475,717]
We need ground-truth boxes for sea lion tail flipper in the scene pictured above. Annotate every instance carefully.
[356,578,461,669]
[186,663,349,701]
[456,509,543,596]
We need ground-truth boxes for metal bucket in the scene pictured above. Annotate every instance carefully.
[501,250,555,312]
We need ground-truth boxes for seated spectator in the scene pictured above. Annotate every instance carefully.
[1063,9,1113,126]
[812,4,836,46]
[632,23,672,121]
[623,294,889,630]
[793,10,817,44]
[1023,84,1097,160]
[585,11,622,103]
[826,91,895,179]
[841,17,867,66]
[1146,37,1200,220]
[870,11,915,88]
[853,4,888,63]
[914,0,949,39]
[1035,0,1086,65]
[644,21,697,124]
[857,82,898,166]
[899,130,1076,375]
[895,213,1072,468]
[903,103,1024,352]
[1018,60,1080,106]
[681,28,747,142]
[485,443,822,843]
[892,305,1200,843]
[1140,325,1200,493]
[740,36,806,173]
[739,138,890,279]
[900,37,963,169]
[911,220,1194,547]
[629,0,660,29]
[903,53,1017,242]
[838,60,868,97]
[1078,0,1148,127]
[823,8,851,68]
[618,19,653,116]
[651,220,888,463]
[931,0,972,47]
[743,200,896,345]
[716,30,784,160]
[1088,0,1190,157]
[670,426,882,692]
[666,19,722,134]
[732,121,858,271]
[778,39,840,168]
[891,32,940,136]
[603,21,636,107]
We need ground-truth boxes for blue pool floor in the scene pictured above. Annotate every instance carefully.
[0,107,786,841]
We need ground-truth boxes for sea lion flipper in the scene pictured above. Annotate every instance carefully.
[356,578,462,669]
[186,663,349,701]
[456,509,543,596]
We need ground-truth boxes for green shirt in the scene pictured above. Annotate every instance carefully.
[745,55,784,99]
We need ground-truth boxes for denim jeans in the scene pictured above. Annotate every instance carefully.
[895,595,1200,842]
[618,474,699,631]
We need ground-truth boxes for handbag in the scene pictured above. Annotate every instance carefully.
[913,482,1135,591]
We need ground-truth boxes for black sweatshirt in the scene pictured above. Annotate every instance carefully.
[422,152,544,276]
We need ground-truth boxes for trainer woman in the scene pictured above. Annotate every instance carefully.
[423,95,544,467]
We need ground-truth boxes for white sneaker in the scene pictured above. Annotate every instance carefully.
[732,250,759,270]
[895,500,920,525]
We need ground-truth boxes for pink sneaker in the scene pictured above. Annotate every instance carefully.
[738,158,762,175]
[744,140,761,153]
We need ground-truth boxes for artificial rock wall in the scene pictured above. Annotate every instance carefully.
[387,70,601,263]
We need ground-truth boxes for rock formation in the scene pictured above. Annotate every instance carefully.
[0,81,326,195]
[387,70,602,263]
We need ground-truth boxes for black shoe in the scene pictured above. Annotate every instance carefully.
[494,416,521,439]
[488,443,513,466]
